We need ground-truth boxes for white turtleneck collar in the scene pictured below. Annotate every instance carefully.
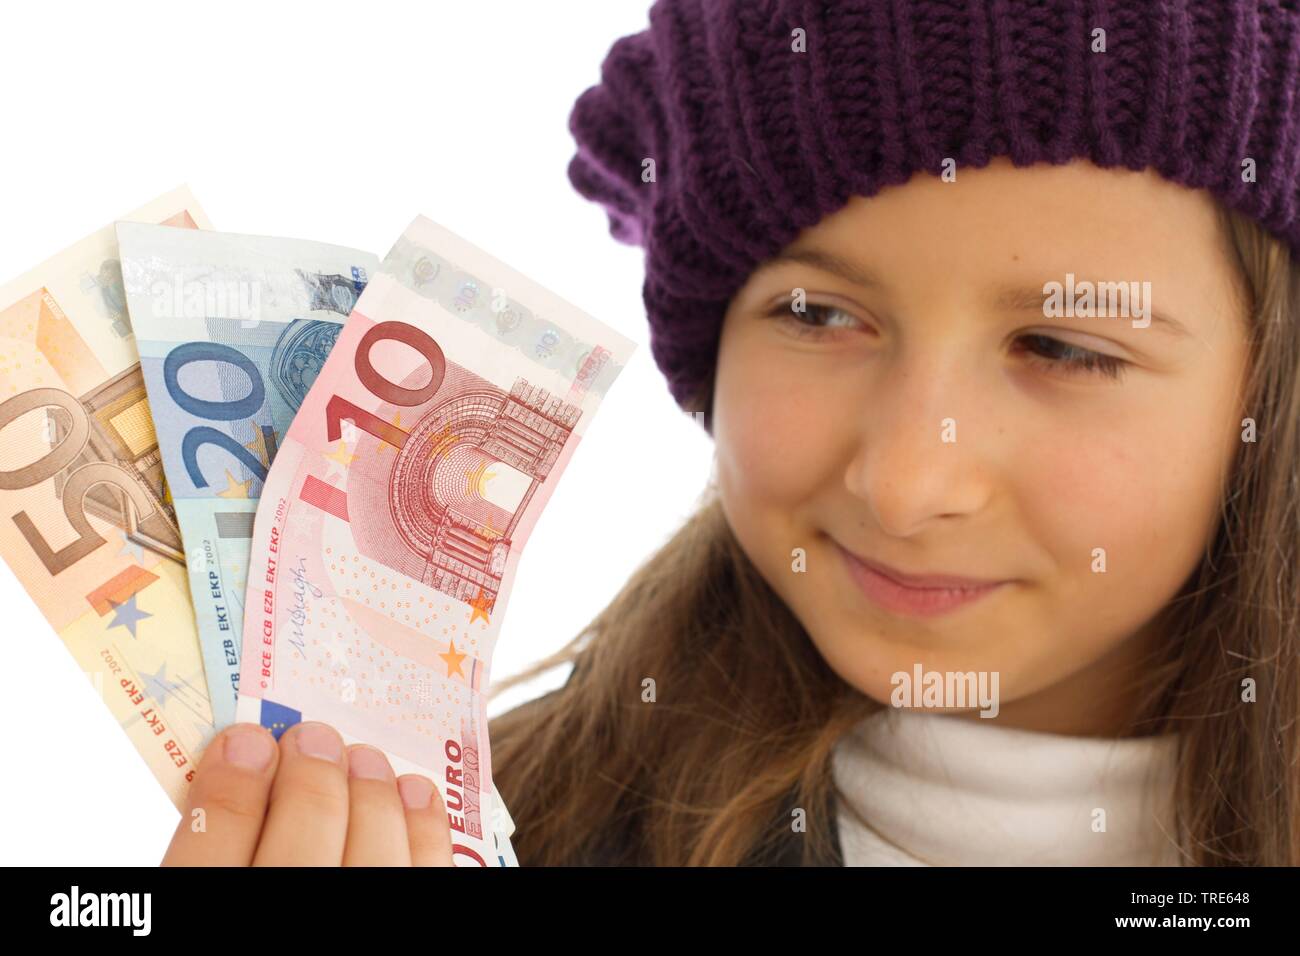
[831,708,1183,866]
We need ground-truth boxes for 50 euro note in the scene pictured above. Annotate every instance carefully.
[0,187,216,809]
[116,222,379,730]
[237,215,635,865]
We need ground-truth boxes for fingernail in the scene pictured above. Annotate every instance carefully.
[223,726,275,771]
[348,746,393,781]
[294,722,343,763]
[398,776,434,810]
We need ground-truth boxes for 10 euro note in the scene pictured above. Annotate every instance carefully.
[237,215,635,865]
[116,222,379,730]
[0,187,217,809]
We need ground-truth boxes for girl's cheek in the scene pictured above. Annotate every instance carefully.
[1025,407,1225,613]
[713,341,846,508]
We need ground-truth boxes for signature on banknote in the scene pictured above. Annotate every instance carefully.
[287,555,322,659]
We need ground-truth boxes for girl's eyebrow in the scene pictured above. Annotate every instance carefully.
[990,283,1192,338]
[755,247,885,291]
[757,246,1191,338]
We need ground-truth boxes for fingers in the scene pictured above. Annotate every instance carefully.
[342,746,410,866]
[159,719,455,868]
[161,722,280,866]
[252,722,351,866]
[398,775,455,867]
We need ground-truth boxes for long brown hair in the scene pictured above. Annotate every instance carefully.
[488,203,1300,866]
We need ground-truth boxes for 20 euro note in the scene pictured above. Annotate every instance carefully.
[0,187,217,809]
[116,222,379,730]
[236,215,635,865]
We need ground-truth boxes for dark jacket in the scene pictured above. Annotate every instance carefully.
[503,659,845,866]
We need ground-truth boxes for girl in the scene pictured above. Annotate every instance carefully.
[162,0,1300,866]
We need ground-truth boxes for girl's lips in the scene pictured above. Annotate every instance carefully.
[834,543,1010,617]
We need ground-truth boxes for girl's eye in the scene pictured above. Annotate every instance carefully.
[1013,333,1128,381]
[767,299,867,339]
[763,302,1128,382]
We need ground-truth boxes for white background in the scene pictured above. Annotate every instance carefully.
[0,0,715,866]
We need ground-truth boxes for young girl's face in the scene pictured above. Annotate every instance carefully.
[711,157,1252,736]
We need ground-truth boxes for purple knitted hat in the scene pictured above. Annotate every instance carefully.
[567,0,1300,418]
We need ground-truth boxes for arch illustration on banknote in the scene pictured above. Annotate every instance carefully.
[386,377,581,609]
[268,318,344,413]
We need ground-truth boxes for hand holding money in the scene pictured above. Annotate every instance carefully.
[162,719,454,866]
[0,192,636,867]
[236,215,635,865]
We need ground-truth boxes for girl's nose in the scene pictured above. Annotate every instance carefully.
[842,362,997,539]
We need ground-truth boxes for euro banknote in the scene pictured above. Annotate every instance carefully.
[0,187,216,809]
[236,215,635,865]
[116,223,379,729]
